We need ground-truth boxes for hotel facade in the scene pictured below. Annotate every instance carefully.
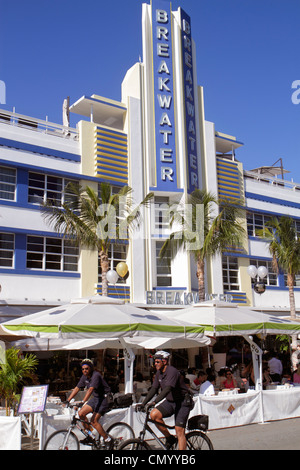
[0,0,299,319]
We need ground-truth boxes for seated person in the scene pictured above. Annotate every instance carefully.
[262,366,272,389]
[292,364,300,384]
[185,367,197,386]
[191,370,207,393]
[222,369,237,389]
[199,374,216,396]
[215,369,226,390]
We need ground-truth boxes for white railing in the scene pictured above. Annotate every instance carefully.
[0,109,78,140]
[244,170,300,192]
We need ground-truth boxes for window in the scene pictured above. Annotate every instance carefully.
[154,196,170,234]
[0,166,16,201]
[26,236,79,271]
[156,240,172,286]
[222,256,240,291]
[98,243,127,284]
[250,259,278,286]
[0,233,14,267]
[247,212,271,237]
[284,273,300,288]
[28,172,77,206]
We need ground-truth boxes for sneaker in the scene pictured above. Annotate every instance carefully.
[165,435,177,449]
[80,436,94,446]
[105,436,115,450]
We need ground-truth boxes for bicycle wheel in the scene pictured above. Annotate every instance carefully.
[44,429,80,450]
[106,422,135,449]
[118,438,151,450]
[185,430,214,450]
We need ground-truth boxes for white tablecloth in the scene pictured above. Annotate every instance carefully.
[198,391,263,429]
[262,388,300,422]
[0,416,21,450]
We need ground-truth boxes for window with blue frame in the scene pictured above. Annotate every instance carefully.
[0,166,16,201]
[0,232,14,267]
[28,172,77,206]
[26,235,79,271]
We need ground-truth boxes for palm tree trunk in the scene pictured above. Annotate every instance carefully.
[287,273,296,319]
[287,273,298,349]
[99,250,109,297]
[197,256,205,302]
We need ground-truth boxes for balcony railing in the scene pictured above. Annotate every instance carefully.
[0,109,79,140]
[244,170,300,192]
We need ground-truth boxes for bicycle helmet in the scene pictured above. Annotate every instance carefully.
[153,350,170,361]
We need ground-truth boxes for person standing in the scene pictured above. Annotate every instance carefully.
[268,351,283,383]
[140,351,194,450]
[66,358,114,448]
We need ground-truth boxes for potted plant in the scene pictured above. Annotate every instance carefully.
[0,346,38,416]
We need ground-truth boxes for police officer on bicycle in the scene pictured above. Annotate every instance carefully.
[66,358,114,449]
[140,351,194,450]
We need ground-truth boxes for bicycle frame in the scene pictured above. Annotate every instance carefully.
[63,405,101,448]
[138,407,176,450]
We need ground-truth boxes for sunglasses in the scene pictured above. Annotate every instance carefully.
[154,360,162,364]
[82,367,89,371]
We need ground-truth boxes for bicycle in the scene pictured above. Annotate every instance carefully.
[44,402,135,450]
[118,405,214,450]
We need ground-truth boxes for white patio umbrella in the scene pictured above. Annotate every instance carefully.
[162,300,300,391]
[163,300,300,337]
[1,296,210,393]
[1,295,205,340]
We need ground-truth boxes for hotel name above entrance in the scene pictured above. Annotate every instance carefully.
[146,291,233,305]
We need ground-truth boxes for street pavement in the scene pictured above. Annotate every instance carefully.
[21,417,300,451]
[208,417,300,450]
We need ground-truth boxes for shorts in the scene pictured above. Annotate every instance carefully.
[86,396,109,416]
[156,399,191,428]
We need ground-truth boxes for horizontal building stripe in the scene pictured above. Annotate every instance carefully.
[217,161,239,171]
[96,151,128,162]
[96,128,127,139]
[245,191,300,210]
[95,141,127,152]
[96,163,128,174]
[217,172,240,181]
[97,167,128,177]
[218,180,240,189]
[96,134,128,146]
[96,158,128,168]
[95,172,127,183]
[219,190,241,197]
[217,170,239,178]
[216,158,239,168]
[95,139,128,149]
[218,187,240,195]
[96,145,127,156]
[0,137,80,162]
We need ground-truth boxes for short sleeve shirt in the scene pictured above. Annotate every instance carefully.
[152,365,189,403]
[76,370,110,399]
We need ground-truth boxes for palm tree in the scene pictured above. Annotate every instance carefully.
[259,216,300,323]
[0,347,38,416]
[160,190,246,301]
[42,182,153,296]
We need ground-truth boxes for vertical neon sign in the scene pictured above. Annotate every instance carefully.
[180,8,199,193]
[151,0,178,191]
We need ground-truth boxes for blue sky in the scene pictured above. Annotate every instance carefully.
[1,0,300,178]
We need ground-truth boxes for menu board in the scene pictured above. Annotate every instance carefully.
[18,385,49,414]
